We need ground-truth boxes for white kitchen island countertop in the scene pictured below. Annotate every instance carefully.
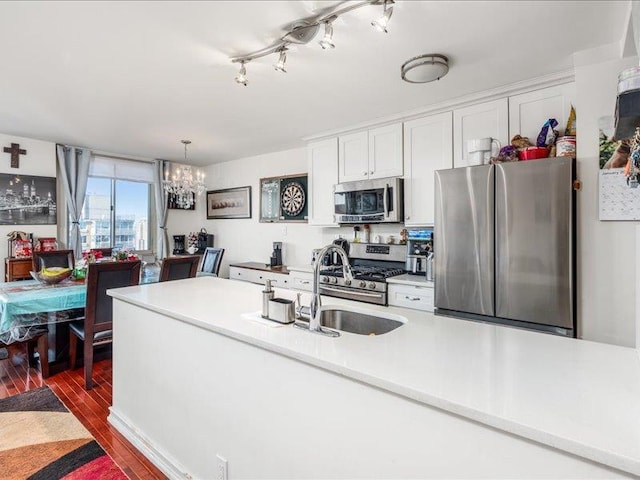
[109,277,640,477]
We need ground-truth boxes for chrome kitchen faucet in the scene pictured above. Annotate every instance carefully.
[295,244,353,337]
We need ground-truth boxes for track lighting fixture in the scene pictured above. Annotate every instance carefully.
[235,61,248,86]
[274,48,287,73]
[230,1,395,85]
[372,0,393,33]
[319,20,335,50]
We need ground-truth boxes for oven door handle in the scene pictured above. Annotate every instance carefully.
[321,285,384,298]
[383,183,389,219]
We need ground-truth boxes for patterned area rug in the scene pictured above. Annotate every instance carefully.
[0,386,127,479]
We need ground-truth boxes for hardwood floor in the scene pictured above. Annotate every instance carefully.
[0,344,167,480]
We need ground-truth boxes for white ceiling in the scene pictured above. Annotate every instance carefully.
[0,1,630,166]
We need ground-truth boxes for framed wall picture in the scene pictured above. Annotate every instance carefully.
[168,192,196,210]
[0,173,57,225]
[207,186,251,219]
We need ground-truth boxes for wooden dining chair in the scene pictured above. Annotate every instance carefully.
[159,256,200,282]
[32,249,75,273]
[199,247,225,277]
[69,260,141,390]
[0,325,49,378]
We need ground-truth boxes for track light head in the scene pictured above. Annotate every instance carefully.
[372,1,393,33]
[274,49,287,73]
[235,62,248,86]
[319,22,335,50]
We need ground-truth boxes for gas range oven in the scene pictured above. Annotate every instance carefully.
[318,243,406,305]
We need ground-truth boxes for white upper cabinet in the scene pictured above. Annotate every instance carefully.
[368,123,404,179]
[339,123,403,183]
[453,98,509,168]
[403,112,453,226]
[307,137,339,226]
[508,83,576,141]
[338,131,369,183]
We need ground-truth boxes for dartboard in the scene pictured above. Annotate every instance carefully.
[281,182,306,216]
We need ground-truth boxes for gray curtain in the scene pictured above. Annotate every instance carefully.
[154,159,169,259]
[56,144,90,259]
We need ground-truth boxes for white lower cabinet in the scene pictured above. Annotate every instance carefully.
[290,271,313,292]
[388,283,434,312]
[229,267,290,288]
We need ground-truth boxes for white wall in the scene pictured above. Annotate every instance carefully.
[0,133,58,261]
[166,148,402,278]
[575,55,639,347]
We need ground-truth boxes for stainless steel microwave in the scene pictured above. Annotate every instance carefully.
[334,177,404,224]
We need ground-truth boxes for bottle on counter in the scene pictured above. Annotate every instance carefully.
[262,279,275,319]
[353,226,361,243]
[362,224,370,243]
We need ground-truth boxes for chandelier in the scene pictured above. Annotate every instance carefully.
[163,140,206,209]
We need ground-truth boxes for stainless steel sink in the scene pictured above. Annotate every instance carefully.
[300,308,405,336]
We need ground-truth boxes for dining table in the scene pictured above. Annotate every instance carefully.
[0,268,160,362]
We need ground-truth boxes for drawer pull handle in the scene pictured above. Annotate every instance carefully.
[405,296,421,301]
[300,280,310,284]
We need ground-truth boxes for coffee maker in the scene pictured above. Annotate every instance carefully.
[270,242,283,267]
[405,229,433,275]
[173,235,186,255]
[196,228,214,254]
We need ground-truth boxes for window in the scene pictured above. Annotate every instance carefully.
[78,156,155,252]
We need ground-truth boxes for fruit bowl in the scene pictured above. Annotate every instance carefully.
[31,267,73,284]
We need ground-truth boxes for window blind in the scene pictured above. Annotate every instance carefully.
[89,155,155,183]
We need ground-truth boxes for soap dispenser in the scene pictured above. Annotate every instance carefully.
[262,279,275,319]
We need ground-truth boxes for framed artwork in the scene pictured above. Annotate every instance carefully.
[0,173,57,225]
[259,174,308,223]
[207,186,251,219]
[167,192,196,210]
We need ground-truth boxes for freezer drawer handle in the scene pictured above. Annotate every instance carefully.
[404,296,421,301]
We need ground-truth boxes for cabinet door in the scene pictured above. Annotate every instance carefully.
[338,131,369,183]
[403,112,453,226]
[453,98,508,167]
[368,123,403,179]
[307,138,339,226]
[508,83,576,140]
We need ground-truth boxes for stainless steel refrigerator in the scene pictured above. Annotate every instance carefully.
[434,157,575,337]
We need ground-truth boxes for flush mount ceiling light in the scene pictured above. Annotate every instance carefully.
[231,0,394,85]
[401,54,449,83]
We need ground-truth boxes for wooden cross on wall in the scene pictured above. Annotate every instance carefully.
[3,143,27,168]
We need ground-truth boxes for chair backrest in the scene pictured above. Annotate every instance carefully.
[159,256,200,282]
[85,260,141,335]
[200,248,225,276]
[32,250,75,273]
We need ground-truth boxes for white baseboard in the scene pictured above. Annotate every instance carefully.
[107,407,192,480]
